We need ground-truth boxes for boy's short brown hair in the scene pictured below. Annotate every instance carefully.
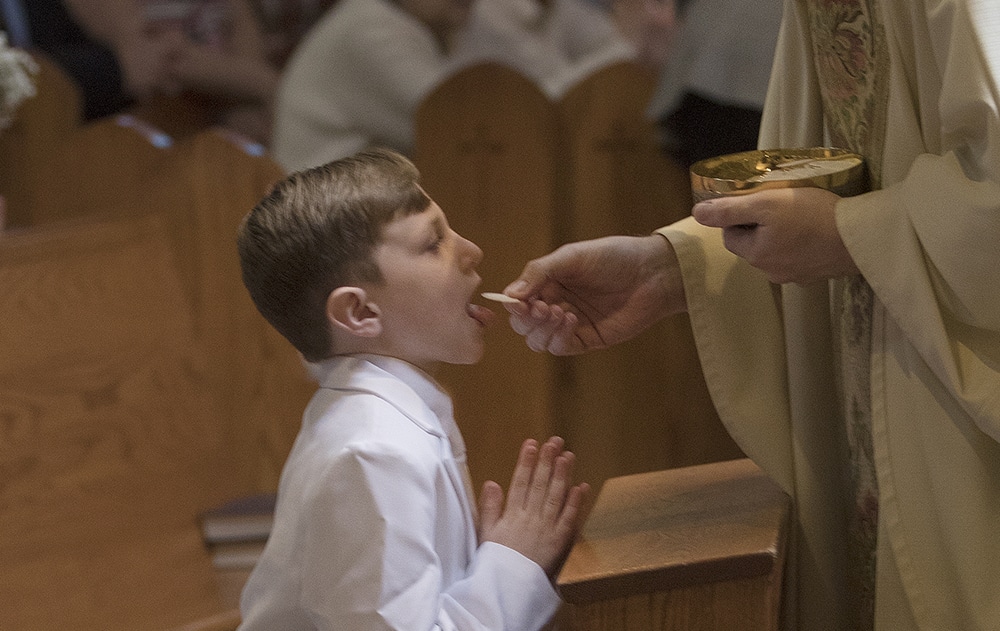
[237,148,431,362]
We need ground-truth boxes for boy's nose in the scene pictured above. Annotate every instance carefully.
[458,233,483,268]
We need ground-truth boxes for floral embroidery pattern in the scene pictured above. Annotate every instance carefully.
[833,275,878,631]
[806,0,890,629]
[808,0,889,188]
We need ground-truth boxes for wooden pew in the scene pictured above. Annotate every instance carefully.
[142,129,311,489]
[557,459,791,631]
[167,609,243,631]
[0,215,248,630]
[0,53,82,229]
[27,114,175,225]
[414,63,562,490]
[555,61,742,486]
[0,129,308,630]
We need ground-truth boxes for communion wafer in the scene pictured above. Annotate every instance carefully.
[481,292,520,304]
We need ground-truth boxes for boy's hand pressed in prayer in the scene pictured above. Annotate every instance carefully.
[477,437,590,578]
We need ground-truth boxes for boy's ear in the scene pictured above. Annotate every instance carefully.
[326,287,382,338]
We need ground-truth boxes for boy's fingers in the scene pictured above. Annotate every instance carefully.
[526,438,564,508]
[506,439,538,508]
[542,451,574,519]
[564,483,589,522]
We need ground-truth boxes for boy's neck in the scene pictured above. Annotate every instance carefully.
[339,351,441,378]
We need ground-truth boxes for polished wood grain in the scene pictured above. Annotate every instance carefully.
[145,129,310,489]
[166,607,242,631]
[558,459,790,631]
[27,114,175,225]
[0,130,307,630]
[0,216,248,630]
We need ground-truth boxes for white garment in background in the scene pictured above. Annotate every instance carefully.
[449,0,635,98]
[271,0,450,171]
[645,0,782,120]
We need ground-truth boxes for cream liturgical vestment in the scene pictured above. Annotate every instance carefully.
[658,0,1000,629]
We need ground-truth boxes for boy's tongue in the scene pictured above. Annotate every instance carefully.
[467,303,496,327]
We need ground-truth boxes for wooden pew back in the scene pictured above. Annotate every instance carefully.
[28,114,175,226]
[0,215,247,630]
[0,128,309,630]
[414,63,562,490]
[558,459,790,631]
[144,129,311,489]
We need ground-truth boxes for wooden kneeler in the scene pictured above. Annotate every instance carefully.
[558,459,791,631]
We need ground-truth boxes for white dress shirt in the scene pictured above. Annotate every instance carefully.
[239,354,560,630]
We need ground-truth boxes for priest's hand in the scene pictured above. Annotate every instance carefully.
[693,187,860,284]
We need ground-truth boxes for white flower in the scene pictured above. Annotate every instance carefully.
[0,31,39,129]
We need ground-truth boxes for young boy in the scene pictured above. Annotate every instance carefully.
[235,148,589,630]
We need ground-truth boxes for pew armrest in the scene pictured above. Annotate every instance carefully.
[557,458,790,631]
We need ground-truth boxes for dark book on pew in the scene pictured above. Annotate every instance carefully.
[199,492,276,544]
[209,539,269,570]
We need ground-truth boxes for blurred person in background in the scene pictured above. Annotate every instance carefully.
[270,0,473,171]
[17,0,281,144]
[448,0,641,98]
[645,0,782,167]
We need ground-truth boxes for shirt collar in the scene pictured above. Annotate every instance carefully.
[308,354,466,458]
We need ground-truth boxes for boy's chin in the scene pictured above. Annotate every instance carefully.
[447,344,486,366]
[414,346,484,373]
[449,349,485,366]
